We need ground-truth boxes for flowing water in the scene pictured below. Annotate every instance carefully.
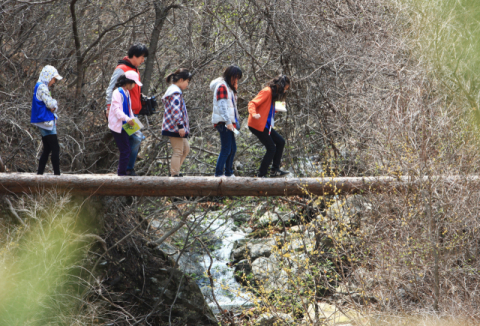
[197,211,254,313]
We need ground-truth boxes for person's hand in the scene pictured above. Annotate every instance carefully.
[50,107,56,113]
[127,119,135,126]
[106,104,111,118]
[226,123,234,131]
[178,128,186,137]
[253,114,261,119]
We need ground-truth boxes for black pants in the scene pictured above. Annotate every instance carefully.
[249,127,285,177]
[38,134,60,175]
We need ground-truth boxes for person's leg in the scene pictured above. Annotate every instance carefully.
[127,131,143,173]
[169,136,183,176]
[269,128,285,171]
[112,130,131,176]
[249,127,276,177]
[46,134,61,175]
[215,124,233,176]
[179,138,190,168]
[225,131,236,176]
[37,136,52,175]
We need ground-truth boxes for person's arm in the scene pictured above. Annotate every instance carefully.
[111,91,132,123]
[216,85,232,126]
[37,84,58,111]
[248,88,270,118]
[171,94,185,128]
[106,69,125,109]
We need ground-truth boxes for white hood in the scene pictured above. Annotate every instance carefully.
[162,84,182,100]
[209,77,225,92]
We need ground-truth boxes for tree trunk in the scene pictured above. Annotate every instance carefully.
[0,155,4,172]
[142,1,173,94]
[0,173,475,197]
[70,0,83,101]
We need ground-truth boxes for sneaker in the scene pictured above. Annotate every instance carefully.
[270,169,290,177]
[171,174,183,177]
[226,174,236,178]
[126,169,137,176]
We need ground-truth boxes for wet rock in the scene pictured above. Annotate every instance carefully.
[231,238,276,261]
[233,211,250,225]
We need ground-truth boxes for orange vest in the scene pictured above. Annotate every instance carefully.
[116,62,142,114]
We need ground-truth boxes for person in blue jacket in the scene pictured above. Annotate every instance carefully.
[31,65,63,175]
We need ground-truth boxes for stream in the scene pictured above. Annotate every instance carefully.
[197,211,253,313]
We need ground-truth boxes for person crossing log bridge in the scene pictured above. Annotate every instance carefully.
[0,173,476,197]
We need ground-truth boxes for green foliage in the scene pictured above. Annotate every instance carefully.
[0,195,94,325]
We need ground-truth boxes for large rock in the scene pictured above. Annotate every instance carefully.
[231,238,276,261]
[256,312,294,325]
[325,195,371,227]
[258,208,295,227]
[282,231,316,253]
[251,256,290,291]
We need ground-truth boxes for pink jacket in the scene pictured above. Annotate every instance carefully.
[108,88,133,133]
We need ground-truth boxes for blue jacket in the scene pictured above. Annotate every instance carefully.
[31,82,55,123]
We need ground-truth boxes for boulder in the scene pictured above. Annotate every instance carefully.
[325,195,371,227]
[258,208,295,227]
[251,256,290,291]
[282,231,316,253]
[232,238,276,261]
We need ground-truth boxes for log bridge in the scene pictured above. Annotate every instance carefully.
[0,173,476,197]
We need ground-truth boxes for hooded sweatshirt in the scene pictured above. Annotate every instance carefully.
[161,84,189,137]
[31,65,60,130]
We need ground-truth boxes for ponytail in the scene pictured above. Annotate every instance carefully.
[166,68,193,84]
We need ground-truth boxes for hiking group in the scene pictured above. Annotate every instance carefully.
[30,43,291,178]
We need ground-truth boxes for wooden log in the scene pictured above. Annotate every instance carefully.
[0,173,477,197]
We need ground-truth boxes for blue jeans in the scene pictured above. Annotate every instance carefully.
[215,124,236,176]
[127,131,143,171]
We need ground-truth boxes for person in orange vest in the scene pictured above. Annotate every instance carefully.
[248,75,291,178]
[105,43,149,176]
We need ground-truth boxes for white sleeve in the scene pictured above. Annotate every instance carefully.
[36,84,58,109]
[106,68,125,108]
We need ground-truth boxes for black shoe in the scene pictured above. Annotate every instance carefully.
[126,169,137,176]
[270,169,290,177]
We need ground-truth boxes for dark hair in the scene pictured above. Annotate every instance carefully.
[223,65,243,93]
[128,43,149,58]
[165,68,193,84]
[115,75,136,88]
[269,75,291,101]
